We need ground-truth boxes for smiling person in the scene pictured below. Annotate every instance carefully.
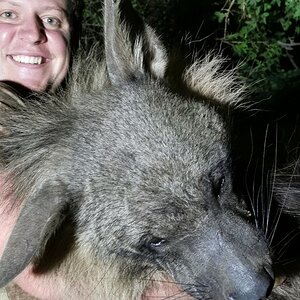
[0,0,83,92]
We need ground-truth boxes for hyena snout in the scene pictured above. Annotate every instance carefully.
[166,227,274,300]
[226,266,274,300]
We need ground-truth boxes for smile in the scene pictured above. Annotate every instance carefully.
[11,55,43,65]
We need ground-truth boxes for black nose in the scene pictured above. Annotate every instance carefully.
[227,266,274,300]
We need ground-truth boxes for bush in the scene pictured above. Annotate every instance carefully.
[80,0,300,91]
[80,0,104,49]
[214,0,300,90]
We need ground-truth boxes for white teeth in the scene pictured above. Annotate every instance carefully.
[12,55,43,65]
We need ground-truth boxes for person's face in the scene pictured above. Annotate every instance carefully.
[0,0,71,92]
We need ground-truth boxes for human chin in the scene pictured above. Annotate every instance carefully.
[11,69,50,92]
[18,76,49,92]
[0,59,47,91]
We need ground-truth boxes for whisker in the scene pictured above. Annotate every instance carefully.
[274,257,299,266]
[244,128,258,226]
[271,227,299,250]
[260,123,270,234]
[273,230,300,262]
[268,161,300,245]
[265,123,278,237]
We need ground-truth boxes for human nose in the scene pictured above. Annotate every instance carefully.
[17,16,47,44]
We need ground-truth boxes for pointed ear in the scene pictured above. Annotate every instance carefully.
[0,180,67,288]
[104,0,168,84]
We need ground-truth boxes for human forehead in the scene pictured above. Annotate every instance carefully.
[0,0,69,14]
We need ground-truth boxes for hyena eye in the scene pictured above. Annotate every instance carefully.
[212,176,225,198]
[148,238,166,249]
[139,235,166,254]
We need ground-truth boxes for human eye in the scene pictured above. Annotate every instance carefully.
[0,10,17,20]
[42,16,61,29]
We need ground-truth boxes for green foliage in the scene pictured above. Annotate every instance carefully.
[80,0,103,49]
[215,0,300,90]
[80,0,300,91]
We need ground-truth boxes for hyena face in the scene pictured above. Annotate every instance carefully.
[0,0,273,299]
[73,84,272,299]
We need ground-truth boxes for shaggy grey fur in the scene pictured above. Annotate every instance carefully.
[0,0,275,299]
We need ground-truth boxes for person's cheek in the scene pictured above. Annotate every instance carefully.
[47,31,70,88]
[0,32,9,47]
[0,25,14,79]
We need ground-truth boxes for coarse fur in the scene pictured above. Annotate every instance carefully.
[0,0,275,299]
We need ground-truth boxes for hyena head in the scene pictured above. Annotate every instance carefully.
[0,0,273,299]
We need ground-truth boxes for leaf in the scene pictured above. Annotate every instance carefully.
[214,11,226,23]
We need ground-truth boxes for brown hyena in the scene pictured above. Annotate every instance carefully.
[0,0,275,299]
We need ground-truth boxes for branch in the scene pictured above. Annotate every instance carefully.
[223,0,236,39]
[277,39,299,68]
[277,40,300,51]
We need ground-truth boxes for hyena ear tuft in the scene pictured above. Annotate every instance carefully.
[104,0,168,85]
[0,180,67,288]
